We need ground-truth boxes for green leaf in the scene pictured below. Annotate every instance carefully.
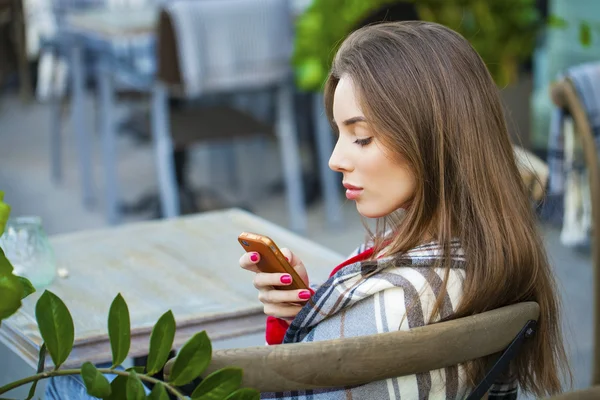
[25,382,36,400]
[35,290,74,369]
[191,367,242,400]
[25,343,47,399]
[126,370,146,400]
[145,310,175,376]
[580,21,592,47]
[168,331,212,386]
[126,366,145,374]
[147,382,169,400]
[224,388,261,400]
[108,293,131,368]
[0,191,10,236]
[36,343,47,373]
[18,276,35,299]
[106,375,128,400]
[0,273,22,321]
[0,247,14,275]
[547,14,568,29]
[80,362,112,398]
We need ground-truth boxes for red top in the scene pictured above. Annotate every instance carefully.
[265,247,375,345]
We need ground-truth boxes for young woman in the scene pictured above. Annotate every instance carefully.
[240,21,570,399]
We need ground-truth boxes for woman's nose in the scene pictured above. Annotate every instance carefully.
[328,140,352,173]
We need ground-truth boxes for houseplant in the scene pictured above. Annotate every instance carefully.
[0,191,259,399]
[293,0,543,91]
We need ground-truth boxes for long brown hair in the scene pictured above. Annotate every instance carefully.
[324,21,570,396]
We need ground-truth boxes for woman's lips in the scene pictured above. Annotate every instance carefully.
[345,189,362,200]
[343,183,363,200]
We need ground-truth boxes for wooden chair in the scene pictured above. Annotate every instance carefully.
[164,302,539,398]
[545,386,600,399]
[550,78,600,385]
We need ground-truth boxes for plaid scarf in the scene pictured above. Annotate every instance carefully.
[261,242,518,399]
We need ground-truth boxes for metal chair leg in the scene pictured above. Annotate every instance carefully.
[97,62,120,225]
[151,83,180,218]
[276,83,307,234]
[70,43,95,208]
[50,97,63,183]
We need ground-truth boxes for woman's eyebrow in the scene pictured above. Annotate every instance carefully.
[331,116,367,126]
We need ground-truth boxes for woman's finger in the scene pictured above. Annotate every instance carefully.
[257,287,313,304]
[263,304,304,319]
[253,272,297,289]
[279,248,310,287]
[239,251,261,273]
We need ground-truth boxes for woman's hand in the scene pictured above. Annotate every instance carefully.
[239,248,311,320]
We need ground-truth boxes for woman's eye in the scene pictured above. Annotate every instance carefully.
[354,137,373,147]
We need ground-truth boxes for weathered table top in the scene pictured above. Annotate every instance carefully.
[0,208,343,369]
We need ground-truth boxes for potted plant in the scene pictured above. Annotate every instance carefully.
[0,191,259,400]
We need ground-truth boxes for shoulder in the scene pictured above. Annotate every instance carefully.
[347,242,370,258]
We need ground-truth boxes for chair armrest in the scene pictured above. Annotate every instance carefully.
[543,386,600,399]
[164,302,539,392]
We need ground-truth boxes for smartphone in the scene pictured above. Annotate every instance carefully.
[238,232,308,291]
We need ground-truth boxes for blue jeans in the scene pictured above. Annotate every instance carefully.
[45,364,151,399]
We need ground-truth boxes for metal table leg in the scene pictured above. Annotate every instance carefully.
[70,43,95,208]
[97,61,120,225]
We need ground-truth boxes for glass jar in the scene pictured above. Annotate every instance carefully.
[0,216,56,288]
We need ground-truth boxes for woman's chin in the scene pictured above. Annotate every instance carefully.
[356,203,387,219]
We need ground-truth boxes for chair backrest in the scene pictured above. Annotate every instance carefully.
[551,78,600,384]
[157,0,293,98]
[164,302,539,393]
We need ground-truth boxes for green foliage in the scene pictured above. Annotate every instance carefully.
[81,362,112,398]
[108,293,131,368]
[191,368,243,400]
[0,292,260,399]
[35,291,75,369]
[0,191,10,235]
[107,375,128,400]
[168,331,212,386]
[580,22,592,47]
[146,310,176,376]
[0,191,258,399]
[127,370,147,400]
[293,0,543,91]
[0,191,35,323]
[147,382,170,400]
[547,14,600,49]
[25,344,47,400]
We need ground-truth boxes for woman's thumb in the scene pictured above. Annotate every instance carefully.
[280,248,309,286]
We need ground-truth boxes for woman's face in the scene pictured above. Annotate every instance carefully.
[329,76,416,218]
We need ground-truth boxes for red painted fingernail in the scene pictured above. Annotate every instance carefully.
[250,253,258,262]
[299,291,311,300]
[284,256,289,261]
[280,275,292,284]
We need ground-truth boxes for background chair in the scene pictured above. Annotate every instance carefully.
[550,77,600,385]
[43,0,156,210]
[0,0,31,101]
[164,302,539,398]
[152,0,307,233]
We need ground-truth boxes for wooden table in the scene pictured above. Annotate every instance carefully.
[0,209,343,370]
